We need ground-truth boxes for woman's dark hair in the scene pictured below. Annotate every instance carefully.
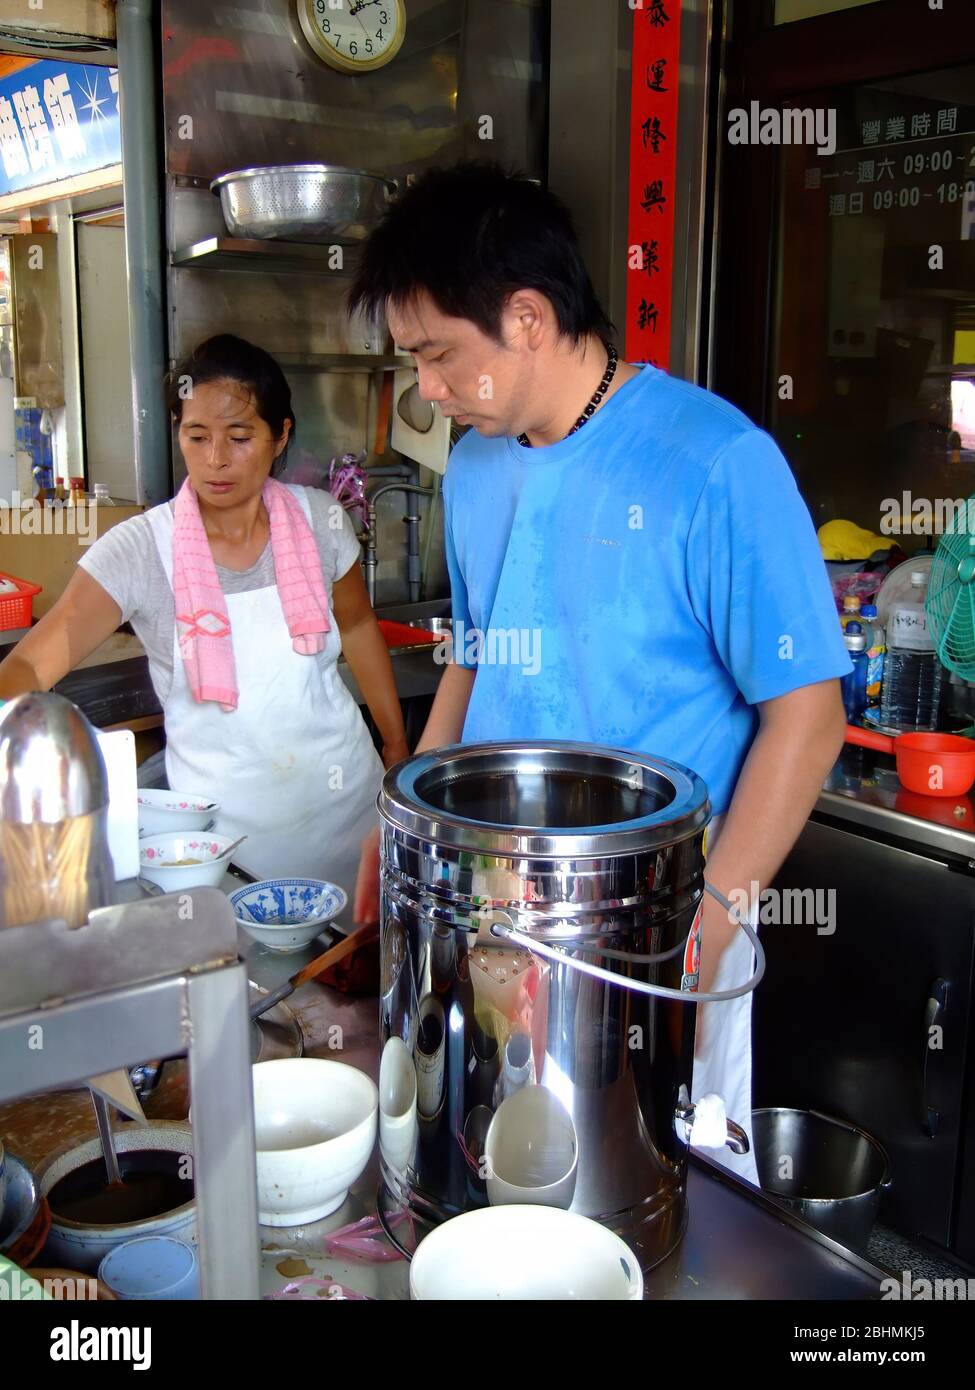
[166,334,296,467]
[348,162,615,346]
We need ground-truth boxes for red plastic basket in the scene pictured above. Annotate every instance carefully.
[0,571,42,632]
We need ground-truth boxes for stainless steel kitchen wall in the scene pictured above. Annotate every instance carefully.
[161,0,547,602]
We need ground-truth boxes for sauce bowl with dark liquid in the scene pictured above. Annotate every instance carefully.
[37,1122,196,1273]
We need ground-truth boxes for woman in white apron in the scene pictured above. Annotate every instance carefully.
[0,335,407,919]
[142,492,386,901]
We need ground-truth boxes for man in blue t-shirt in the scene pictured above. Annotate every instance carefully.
[350,164,849,1177]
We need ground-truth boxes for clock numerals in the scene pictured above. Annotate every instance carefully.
[302,0,402,68]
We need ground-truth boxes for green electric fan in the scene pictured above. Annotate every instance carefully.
[926,494,975,731]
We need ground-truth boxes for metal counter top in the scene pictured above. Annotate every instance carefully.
[818,745,975,861]
[247,931,890,1302]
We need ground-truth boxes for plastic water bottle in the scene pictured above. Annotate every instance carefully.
[879,572,945,731]
[840,595,862,631]
[860,604,885,709]
[841,622,868,722]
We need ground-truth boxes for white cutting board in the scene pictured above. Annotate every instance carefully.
[95,728,139,882]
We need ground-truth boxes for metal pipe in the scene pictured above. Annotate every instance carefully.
[419,473,443,600]
[365,463,413,479]
[116,0,169,506]
[365,482,435,606]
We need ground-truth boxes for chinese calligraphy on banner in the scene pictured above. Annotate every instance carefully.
[625,0,682,368]
[0,60,121,199]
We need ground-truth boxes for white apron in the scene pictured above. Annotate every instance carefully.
[691,816,759,1185]
[146,498,384,925]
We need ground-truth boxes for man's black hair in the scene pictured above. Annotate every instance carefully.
[348,162,615,347]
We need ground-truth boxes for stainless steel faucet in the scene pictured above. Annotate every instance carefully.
[364,481,436,606]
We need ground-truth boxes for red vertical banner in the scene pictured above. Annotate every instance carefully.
[624,0,683,369]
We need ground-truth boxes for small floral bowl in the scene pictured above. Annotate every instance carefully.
[138,788,219,835]
[139,832,239,891]
[230,878,347,953]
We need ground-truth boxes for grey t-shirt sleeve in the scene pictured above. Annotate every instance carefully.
[77,512,151,623]
[305,486,362,584]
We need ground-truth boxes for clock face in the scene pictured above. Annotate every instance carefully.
[297,0,406,73]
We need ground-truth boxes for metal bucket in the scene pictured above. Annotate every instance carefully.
[376,741,762,1271]
[752,1108,892,1253]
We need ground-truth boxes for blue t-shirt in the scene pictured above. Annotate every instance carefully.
[443,365,850,814]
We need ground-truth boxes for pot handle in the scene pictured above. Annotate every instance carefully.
[845,723,896,755]
[921,978,949,1139]
[485,881,766,1005]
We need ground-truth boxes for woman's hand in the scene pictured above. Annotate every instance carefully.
[0,569,122,700]
[382,736,411,770]
[331,565,410,770]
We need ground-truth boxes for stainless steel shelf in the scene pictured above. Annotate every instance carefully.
[171,235,361,275]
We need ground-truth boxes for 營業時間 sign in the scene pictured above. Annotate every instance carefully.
[0,60,121,199]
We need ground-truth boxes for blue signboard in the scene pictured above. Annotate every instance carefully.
[0,60,121,198]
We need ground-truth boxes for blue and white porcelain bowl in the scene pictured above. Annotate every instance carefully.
[230,878,347,953]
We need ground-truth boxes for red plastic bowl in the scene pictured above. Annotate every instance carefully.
[846,725,975,798]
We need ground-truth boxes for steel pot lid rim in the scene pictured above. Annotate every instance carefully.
[380,740,710,856]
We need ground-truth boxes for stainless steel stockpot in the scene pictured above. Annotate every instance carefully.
[376,741,759,1271]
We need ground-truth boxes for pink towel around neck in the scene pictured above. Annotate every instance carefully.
[172,477,332,711]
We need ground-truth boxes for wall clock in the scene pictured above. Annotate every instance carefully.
[296,0,407,74]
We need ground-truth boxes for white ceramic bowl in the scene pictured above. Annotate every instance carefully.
[484,1085,578,1209]
[139,831,238,890]
[137,788,218,835]
[252,1059,378,1226]
[231,878,346,953]
[410,1206,644,1301]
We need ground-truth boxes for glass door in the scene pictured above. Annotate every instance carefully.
[768,63,975,550]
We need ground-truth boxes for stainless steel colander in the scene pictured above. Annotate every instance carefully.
[210,164,396,242]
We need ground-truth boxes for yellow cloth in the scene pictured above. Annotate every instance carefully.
[818,519,893,561]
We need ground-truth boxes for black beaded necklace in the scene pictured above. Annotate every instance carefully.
[516,342,619,448]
